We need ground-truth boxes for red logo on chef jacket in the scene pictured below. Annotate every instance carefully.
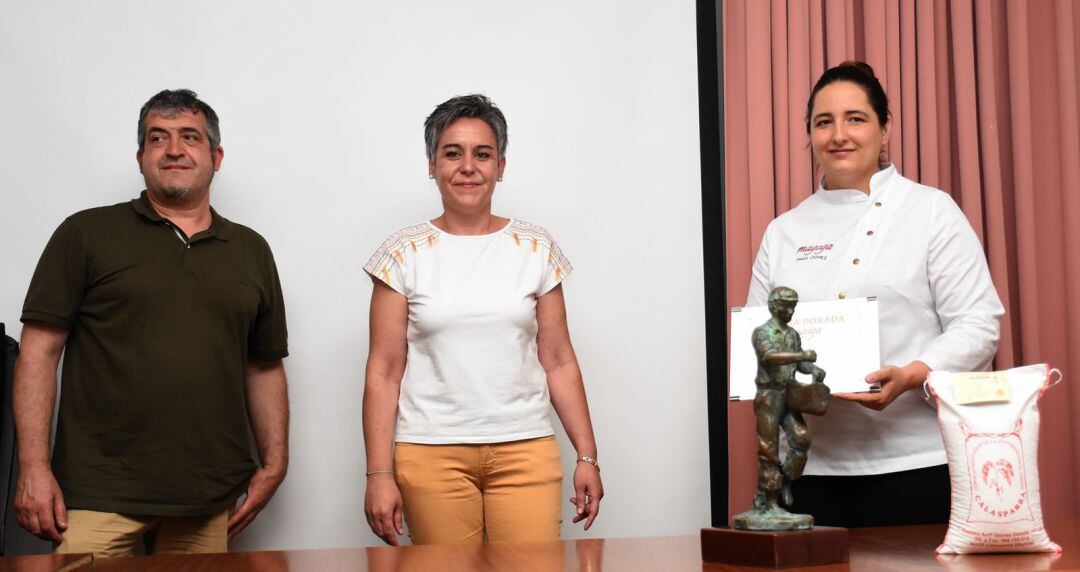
[962,420,1034,524]
[795,244,833,261]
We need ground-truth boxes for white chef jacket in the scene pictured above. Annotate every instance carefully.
[747,164,1004,475]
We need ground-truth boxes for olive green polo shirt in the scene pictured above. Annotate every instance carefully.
[22,191,288,516]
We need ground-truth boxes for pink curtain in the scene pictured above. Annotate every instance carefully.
[724,0,1080,520]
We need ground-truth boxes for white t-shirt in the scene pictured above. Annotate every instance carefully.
[364,219,571,444]
[747,164,1004,475]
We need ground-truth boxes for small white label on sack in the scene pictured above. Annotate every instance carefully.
[954,372,1012,405]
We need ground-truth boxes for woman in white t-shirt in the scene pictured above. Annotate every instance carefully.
[747,62,1003,527]
[361,94,603,545]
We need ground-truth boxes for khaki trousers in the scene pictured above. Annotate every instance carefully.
[394,436,563,545]
[55,507,230,558]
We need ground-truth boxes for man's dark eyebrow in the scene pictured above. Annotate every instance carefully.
[147,126,202,136]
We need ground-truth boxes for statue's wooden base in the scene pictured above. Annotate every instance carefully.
[700,526,849,569]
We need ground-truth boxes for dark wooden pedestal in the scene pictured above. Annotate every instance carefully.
[701,526,849,569]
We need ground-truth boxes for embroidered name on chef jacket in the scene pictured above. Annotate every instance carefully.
[795,243,834,262]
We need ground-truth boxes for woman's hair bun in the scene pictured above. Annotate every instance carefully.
[836,60,877,80]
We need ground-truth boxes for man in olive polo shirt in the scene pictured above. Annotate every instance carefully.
[13,89,289,557]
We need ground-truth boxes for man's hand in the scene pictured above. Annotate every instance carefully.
[12,322,68,543]
[364,474,404,546]
[569,462,604,531]
[835,361,930,411]
[227,464,285,540]
[803,350,817,362]
[234,359,289,540]
[14,464,67,542]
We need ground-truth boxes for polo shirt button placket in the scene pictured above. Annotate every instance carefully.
[165,222,197,274]
[182,244,196,275]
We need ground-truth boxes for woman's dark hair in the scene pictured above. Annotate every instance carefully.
[805,61,890,133]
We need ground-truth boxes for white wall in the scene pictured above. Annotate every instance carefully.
[0,0,708,553]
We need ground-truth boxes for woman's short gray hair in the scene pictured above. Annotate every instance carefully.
[424,94,508,159]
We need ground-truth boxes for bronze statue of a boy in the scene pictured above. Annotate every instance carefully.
[733,286,829,531]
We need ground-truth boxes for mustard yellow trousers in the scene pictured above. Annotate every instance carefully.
[394,436,563,544]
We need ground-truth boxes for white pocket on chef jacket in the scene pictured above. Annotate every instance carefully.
[925,364,1062,554]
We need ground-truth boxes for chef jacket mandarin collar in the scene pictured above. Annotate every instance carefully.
[814,163,898,205]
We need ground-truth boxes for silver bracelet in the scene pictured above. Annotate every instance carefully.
[366,469,395,477]
[576,455,600,471]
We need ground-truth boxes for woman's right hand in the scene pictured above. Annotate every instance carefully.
[364,474,404,545]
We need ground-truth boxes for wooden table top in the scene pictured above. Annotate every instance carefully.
[0,553,91,572]
[9,519,1078,571]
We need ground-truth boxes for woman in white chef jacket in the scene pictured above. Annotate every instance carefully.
[746,61,1004,527]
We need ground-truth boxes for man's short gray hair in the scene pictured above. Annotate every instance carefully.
[137,89,221,151]
[424,94,508,159]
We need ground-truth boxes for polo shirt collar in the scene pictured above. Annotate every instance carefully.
[814,163,897,205]
[131,190,233,241]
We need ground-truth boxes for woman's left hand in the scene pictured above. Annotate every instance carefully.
[570,462,604,531]
[835,361,930,411]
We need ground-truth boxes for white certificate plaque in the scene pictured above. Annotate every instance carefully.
[729,297,881,401]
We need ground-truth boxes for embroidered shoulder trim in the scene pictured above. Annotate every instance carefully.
[364,223,440,284]
[505,220,573,280]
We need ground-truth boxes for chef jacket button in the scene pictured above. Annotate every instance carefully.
[838,292,846,299]
[866,230,874,236]
[853,258,860,265]
[874,201,882,207]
